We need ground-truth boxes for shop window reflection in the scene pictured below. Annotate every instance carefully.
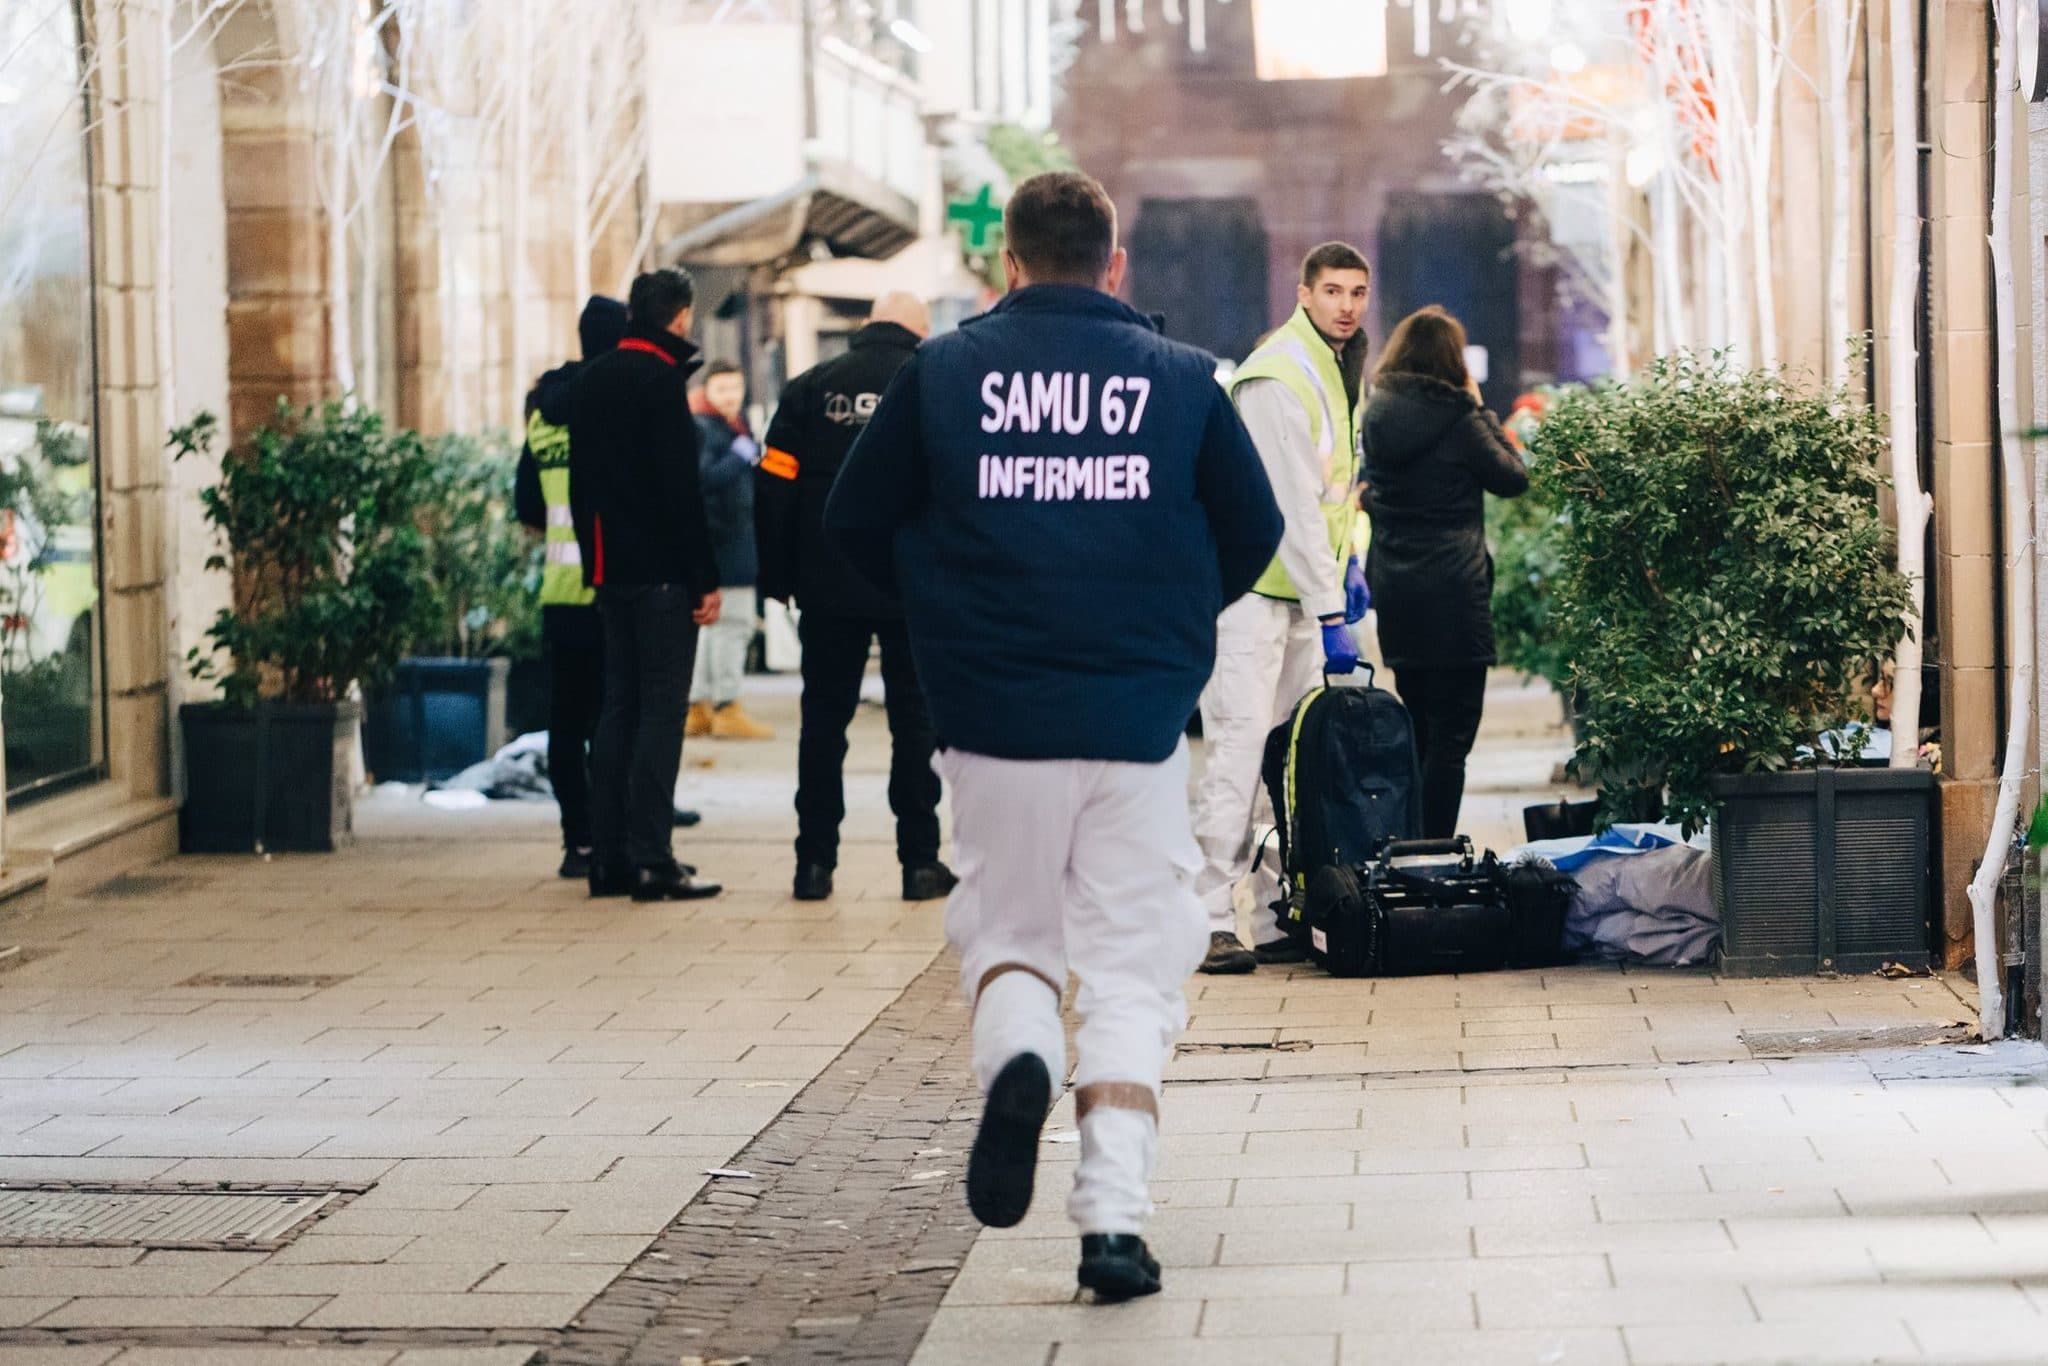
[0,0,107,799]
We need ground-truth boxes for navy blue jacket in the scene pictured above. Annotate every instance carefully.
[824,284,1283,763]
[693,410,759,588]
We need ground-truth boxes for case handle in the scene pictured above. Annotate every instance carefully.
[1379,837,1472,861]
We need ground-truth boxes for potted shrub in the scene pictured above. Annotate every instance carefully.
[171,402,436,852]
[1534,354,1924,975]
[363,433,533,782]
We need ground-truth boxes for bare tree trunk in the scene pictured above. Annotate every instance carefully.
[509,0,533,408]
[1886,0,1930,771]
[570,14,592,309]
[1748,0,1780,367]
[1822,0,1861,388]
[1968,0,2031,1040]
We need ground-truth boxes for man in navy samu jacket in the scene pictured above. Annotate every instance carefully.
[826,172,1282,1302]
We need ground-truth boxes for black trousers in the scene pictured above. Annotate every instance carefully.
[544,607,604,852]
[795,613,941,869]
[1393,666,1490,840]
[591,585,700,869]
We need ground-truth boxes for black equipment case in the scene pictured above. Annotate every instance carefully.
[1302,837,1575,978]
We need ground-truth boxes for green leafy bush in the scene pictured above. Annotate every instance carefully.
[171,402,438,707]
[1487,472,1568,690]
[1531,353,1910,832]
[416,431,540,660]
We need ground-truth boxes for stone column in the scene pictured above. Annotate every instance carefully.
[1924,0,2004,968]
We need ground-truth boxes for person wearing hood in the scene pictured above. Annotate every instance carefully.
[1361,305,1528,839]
[685,361,774,742]
[515,295,628,880]
[1192,243,1375,976]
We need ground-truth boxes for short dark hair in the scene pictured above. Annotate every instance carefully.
[1376,305,1469,387]
[628,268,694,328]
[1301,242,1371,287]
[1004,171,1117,284]
[703,360,743,382]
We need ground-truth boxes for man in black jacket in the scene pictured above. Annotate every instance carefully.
[568,268,722,902]
[756,292,954,904]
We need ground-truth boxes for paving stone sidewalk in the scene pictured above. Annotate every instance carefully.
[1,675,2033,1366]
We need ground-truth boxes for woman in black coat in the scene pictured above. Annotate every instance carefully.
[1361,306,1529,838]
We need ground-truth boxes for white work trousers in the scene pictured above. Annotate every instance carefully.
[1191,593,1324,943]
[939,742,1208,1236]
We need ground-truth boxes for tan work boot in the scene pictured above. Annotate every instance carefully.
[709,702,775,740]
[685,702,714,737]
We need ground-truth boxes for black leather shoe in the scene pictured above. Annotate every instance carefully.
[559,848,592,880]
[1078,1233,1162,1302]
[1198,932,1257,975]
[588,857,633,898]
[1254,937,1310,965]
[631,862,722,902]
[901,861,959,901]
[793,862,834,901]
[673,807,702,828]
[966,1053,1050,1228]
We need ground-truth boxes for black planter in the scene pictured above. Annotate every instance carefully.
[180,701,359,853]
[363,657,510,783]
[504,657,550,740]
[1711,767,1935,977]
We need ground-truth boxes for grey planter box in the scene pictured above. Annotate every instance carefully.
[362,657,510,783]
[180,700,360,853]
[1711,767,1935,977]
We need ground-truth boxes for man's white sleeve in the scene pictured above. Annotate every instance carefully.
[1234,378,1345,620]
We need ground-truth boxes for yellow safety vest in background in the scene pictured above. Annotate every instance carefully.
[528,409,595,608]
[1228,306,1363,604]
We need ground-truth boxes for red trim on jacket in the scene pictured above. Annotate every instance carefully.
[618,337,677,365]
[592,515,605,585]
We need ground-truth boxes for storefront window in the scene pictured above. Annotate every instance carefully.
[0,0,107,799]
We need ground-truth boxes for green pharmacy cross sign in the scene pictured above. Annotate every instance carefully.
[948,184,1004,251]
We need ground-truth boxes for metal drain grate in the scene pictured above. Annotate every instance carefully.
[1741,1023,1975,1056]
[0,1186,341,1249]
[179,972,352,990]
[95,873,192,898]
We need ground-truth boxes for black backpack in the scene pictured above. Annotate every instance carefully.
[1261,669,1423,941]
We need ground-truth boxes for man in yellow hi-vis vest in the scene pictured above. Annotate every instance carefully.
[1192,244,1374,975]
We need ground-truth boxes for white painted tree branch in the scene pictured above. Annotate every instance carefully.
[1886,0,1930,770]
[1969,0,2030,1040]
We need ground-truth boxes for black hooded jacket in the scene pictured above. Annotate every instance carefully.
[1361,371,1529,670]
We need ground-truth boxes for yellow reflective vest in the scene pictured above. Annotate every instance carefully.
[528,408,595,608]
[1228,307,1363,604]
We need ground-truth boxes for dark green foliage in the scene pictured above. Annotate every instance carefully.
[1531,353,1911,834]
[1486,473,1568,689]
[416,432,540,660]
[170,402,438,707]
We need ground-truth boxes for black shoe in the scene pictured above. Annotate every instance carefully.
[673,807,702,828]
[1198,932,1257,975]
[1078,1233,1162,1302]
[559,848,592,880]
[967,1053,1050,1229]
[631,862,723,902]
[1254,937,1310,965]
[902,861,959,902]
[588,857,633,898]
[793,862,834,901]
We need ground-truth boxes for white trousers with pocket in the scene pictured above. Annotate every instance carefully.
[940,742,1208,1236]
[1191,593,1324,943]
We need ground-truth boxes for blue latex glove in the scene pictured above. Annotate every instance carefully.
[1344,556,1370,624]
[1321,622,1360,676]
